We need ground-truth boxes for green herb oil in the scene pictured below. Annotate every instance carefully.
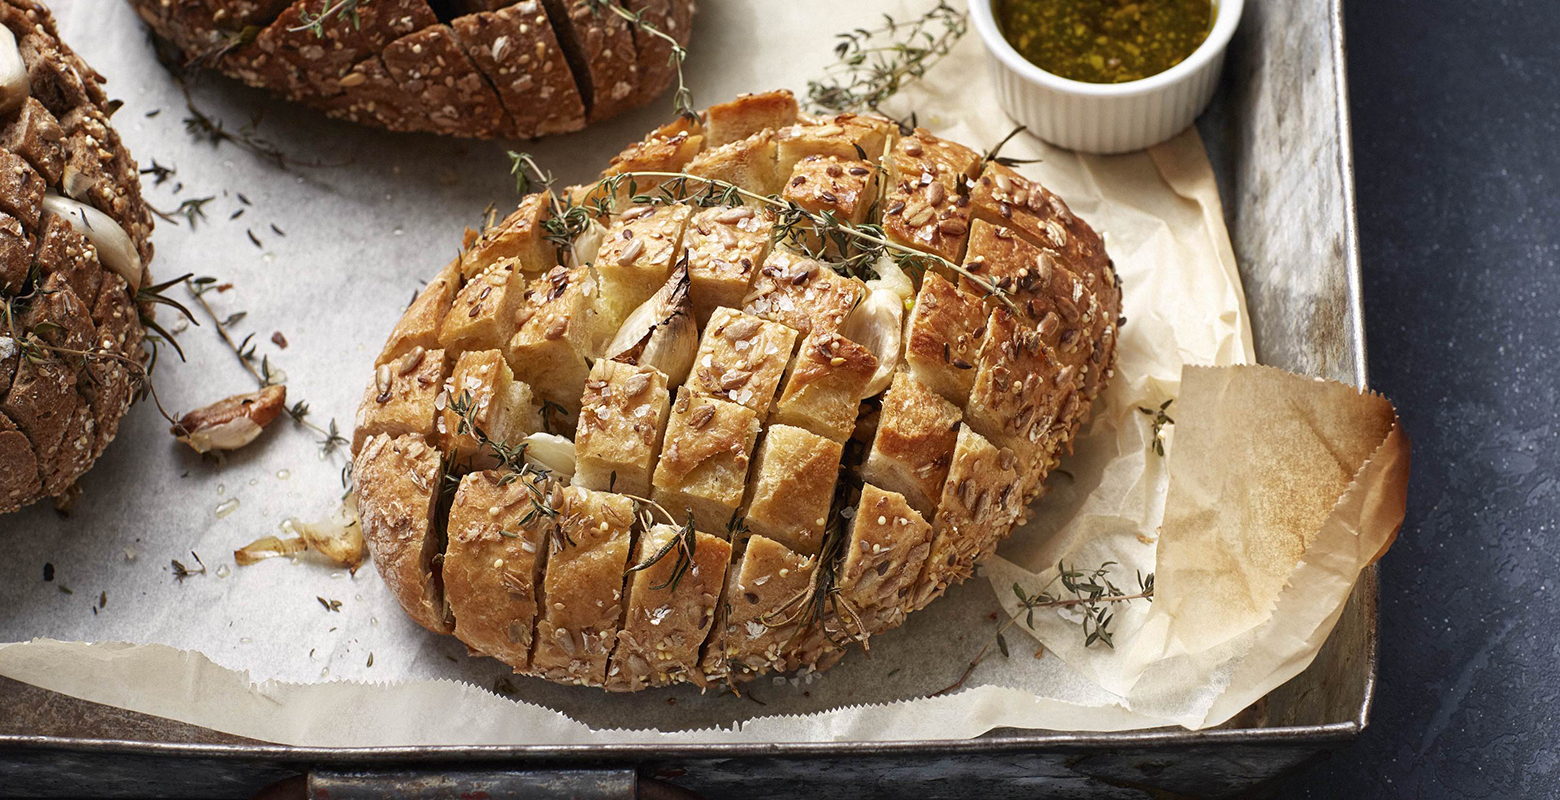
[997,0,1214,84]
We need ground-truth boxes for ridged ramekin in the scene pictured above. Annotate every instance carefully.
[970,0,1244,154]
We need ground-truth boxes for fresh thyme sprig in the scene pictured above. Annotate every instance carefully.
[625,513,698,592]
[581,0,696,121]
[935,561,1154,696]
[185,276,346,455]
[577,168,1020,312]
[1138,398,1174,457]
[181,89,345,169]
[446,390,559,529]
[289,0,369,38]
[806,1,968,115]
[150,195,215,228]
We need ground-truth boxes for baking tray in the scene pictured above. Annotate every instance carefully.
[0,0,1369,796]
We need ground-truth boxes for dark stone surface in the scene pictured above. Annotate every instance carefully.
[1283,0,1560,797]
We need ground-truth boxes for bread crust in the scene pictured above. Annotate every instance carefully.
[770,330,876,443]
[573,359,670,497]
[443,471,554,670]
[530,485,636,686]
[355,433,453,634]
[688,308,796,418]
[682,205,773,326]
[858,371,962,518]
[651,387,760,532]
[606,524,730,691]
[740,424,842,555]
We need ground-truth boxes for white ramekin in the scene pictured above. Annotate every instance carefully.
[970,0,1244,154]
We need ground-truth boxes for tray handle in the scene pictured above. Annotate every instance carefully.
[306,767,699,799]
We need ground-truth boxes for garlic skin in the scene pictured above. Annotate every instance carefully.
[841,287,905,399]
[0,26,27,115]
[172,385,287,453]
[42,193,142,291]
[604,262,697,386]
[177,417,264,454]
[566,217,607,270]
[523,432,576,481]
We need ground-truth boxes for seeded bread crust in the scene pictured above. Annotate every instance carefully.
[353,91,1121,690]
[0,0,154,515]
[127,0,699,139]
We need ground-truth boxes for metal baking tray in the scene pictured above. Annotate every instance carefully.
[0,0,1369,796]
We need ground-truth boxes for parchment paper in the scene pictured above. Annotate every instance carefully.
[0,0,1407,743]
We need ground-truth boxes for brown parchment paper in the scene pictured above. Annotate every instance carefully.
[0,0,1405,742]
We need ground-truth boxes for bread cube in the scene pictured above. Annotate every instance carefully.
[683,206,774,326]
[686,131,784,197]
[965,307,1074,500]
[858,371,963,518]
[881,164,972,264]
[1,97,64,185]
[783,155,879,225]
[775,112,897,177]
[353,346,449,454]
[460,192,555,279]
[741,425,842,555]
[438,349,541,467]
[377,258,460,366]
[903,272,987,406]
[606,524,731,691]
[838,483,933,634]
[703,534,818,683]
[531,486,637,686]
[688,308,797,417]
[913,425,1022,609]
[705,89,799,147]
[443,471,554,670]
[573,360,671,497]
[651,388,761,533]
[771,331,876,443]
[576,127,706,213]
[438,257,527,354]
[595,204,692,336]
[352,434,452,634]
[894,128,981,180]
[506,266,601,429]
[743,250,863,337]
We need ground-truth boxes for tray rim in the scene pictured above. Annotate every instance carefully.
[0,0,1373,761]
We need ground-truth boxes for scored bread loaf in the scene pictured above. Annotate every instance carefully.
[127,0,698,139]
[0,0,156,515]
[352,90,1122,691]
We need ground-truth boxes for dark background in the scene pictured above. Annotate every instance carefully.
[1283,0,1560,797]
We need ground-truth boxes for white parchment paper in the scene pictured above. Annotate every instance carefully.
[0,0,1405,744]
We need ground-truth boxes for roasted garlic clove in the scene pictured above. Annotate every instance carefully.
[522,432,576,481]
[841,287,905,399]
[867,254,916,304]
[172,385,287,454]
[566,217,607,269]
[42,193,142,291]
[0,26,27,115]
[604,260,698,385]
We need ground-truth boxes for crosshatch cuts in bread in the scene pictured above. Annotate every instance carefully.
[0,0,157,514]
[128,0,698,139]
[351,89,1123,692]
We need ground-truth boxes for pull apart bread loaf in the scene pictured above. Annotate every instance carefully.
[130,0,696,139]
[0,0,156,514]
[352,90,1121,690]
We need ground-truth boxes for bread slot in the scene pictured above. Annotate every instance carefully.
[903,272,987,407]
[460,193,556,279]
[775,112,898,178]
[838,483,933,634]
[743,250,863,338]
[443,471,556,671]
[965,307,1075,501]
[857,371,963,518]
[688,308,797,418]
[595,204,691,339]
[682,206,773,326]
[685,131,784,198]
[781,154,880,255]
[0,349,76,489]
[85,275,140,452]
[353,434,452,634]
[437,349,541,468]
[31,213,102,324]
[740,424,842,556]
[243,0,438,100]
[378,259,461,367]
[606,523,731,691]
[705,89,799,147]
[311,56,425,135]
[880,137,974,264]
[449,2,587,138]
[701,534,818,684]
[770,330,877,443]
[530,485,637,686]
[574,359,671,497]
[353,346,449,454]
[538,0,640,122]
[378,23,512,138]
[650,388,760,534]
[621,0,686,108]
[505,265,602,429]
[438,257,527,354]
[912,425,1022,609]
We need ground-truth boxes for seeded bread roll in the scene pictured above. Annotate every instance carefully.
[127,0,698,139]
[0,0,155,515]
[353,91,1121,691]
